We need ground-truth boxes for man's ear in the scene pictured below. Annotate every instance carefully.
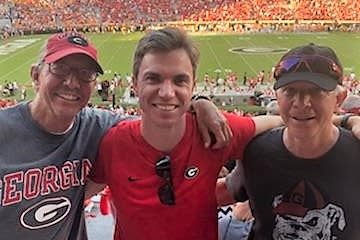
[30,64,40,91]
[336,86,347,108]
[275,90,279,99]
[192,78,196,92]
[131,75,138,96]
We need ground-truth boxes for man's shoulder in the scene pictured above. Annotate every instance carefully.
[0,102,25,122]
[79,107,115,119]
[256,126,283,139]
[104,117,141,138]
[339,127,360,145]
[98,118,141,153]
[78,107,136,129]
[110,117,140,130]
[223,112,256,136]
[223,112,253,125]
[247,127,284,150]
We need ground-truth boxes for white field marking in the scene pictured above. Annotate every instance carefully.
[0,38,40,56]
[222,37,258,75]
[205,39,224,72]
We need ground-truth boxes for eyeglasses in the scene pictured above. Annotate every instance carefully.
[273,55,342,82]
[48,62,98,82]
[155,155,175,205]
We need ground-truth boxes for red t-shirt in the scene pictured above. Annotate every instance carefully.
[91,112,255,240]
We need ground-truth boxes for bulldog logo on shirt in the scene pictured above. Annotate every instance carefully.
[272,180,345,240]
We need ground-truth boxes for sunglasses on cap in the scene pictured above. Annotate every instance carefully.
[155,155,175,205]
[273,54,342,82]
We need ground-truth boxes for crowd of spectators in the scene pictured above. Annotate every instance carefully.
[0,0,360,36]
[0,98,16,108]
[0,67,358,116]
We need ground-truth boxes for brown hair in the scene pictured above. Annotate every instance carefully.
[132,27,199,79]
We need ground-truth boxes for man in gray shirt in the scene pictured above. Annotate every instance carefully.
[0,31,228,240]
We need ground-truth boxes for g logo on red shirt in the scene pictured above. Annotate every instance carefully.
[184,167,199,179]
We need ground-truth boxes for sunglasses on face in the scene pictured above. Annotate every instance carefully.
[48,62,98,82]
[273,55,343,82]
[155,155,175,205]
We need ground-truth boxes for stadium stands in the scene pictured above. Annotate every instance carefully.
[0,0,359,36]
[0,0,359,111]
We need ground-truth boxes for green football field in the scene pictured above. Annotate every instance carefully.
[1,31,360,101]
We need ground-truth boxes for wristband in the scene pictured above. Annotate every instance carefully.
[189,95,211,114]
[191,95,211,101]
[340,113,354,129]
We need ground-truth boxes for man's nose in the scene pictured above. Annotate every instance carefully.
[293,91,311,107]
[63,72,81,88]
[158,80,175,98]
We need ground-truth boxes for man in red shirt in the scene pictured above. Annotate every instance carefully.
[87,27,284,240]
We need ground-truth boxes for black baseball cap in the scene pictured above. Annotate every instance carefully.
[273,43,343,91]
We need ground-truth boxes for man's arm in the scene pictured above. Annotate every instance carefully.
[333,114,360,139]
[232,201,254,221]
[216,177,237,206]
[216,160,249,206]
[191,99,285,148]
[251,115,283,136]
[347,115,360,138]
[191,99,232,149]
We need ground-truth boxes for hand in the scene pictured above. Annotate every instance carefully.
[191,99,232,149]
[348,115,360,139]
[232,201,253,221]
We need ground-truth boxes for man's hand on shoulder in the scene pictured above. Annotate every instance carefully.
[191,98,232,149]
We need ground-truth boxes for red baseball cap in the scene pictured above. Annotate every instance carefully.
[43,31,103,74]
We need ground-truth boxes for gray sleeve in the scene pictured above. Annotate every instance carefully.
[225,160,249,202]
[109,112,138,127]
[89,108,138,131]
